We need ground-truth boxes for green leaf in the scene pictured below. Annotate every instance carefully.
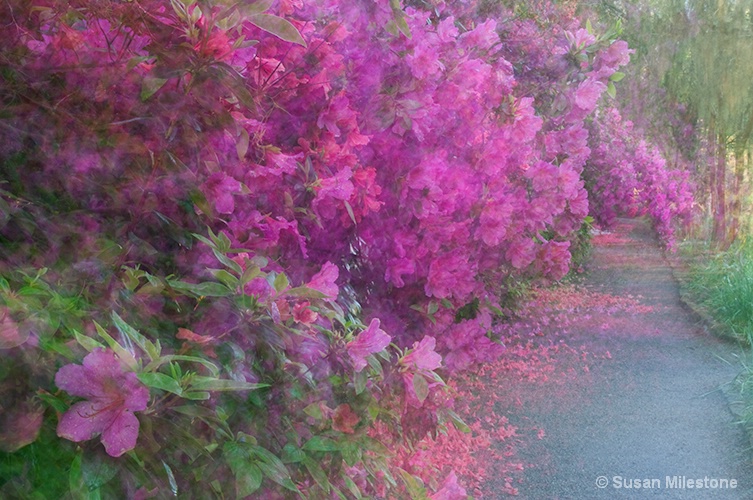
[360,436,393,457]
[302,436,340,452]
[192,233,215,248]
[111,312,156,359]
[81,453,118,492]
[93,321,138,370]
[73,330,105,352]
[606,81,617,98]
[237,462,263,497]
[144,354,220,378]
[610,71,626,82]
[212,248,243,276]
[273,272,290,294]
[68,452,85,498]
[209,269,239,289]
[38,390,69,413]
[586,18,594,35]
[302,456,331,493]
[343,200,357,225]
[250,445,300,492]
[342,474,363,499]
[138,372,182,396]
[167,279,232,297]
[284,286,328,299]
[340,441,362,467]
[303,402,324,420]
[398,469,427,498]
[181,390,211,400]
[140,75,168,101]
[241,0,274,16]
[162,461,179,496]
[236,128,250,161]
[412,373,429,403]
[354,368,367,395]
[281,444,306,463]
[389,0,411,38]
[172,404,217,419]
[249,14,307,47]
[224,441,264,497]
[444,408,471,433]
[189,376,269,392]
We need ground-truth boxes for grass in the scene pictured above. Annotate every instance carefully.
[679,238,753,345]
[679,236,753,451]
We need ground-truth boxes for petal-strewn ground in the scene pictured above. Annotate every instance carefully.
[423,218,753,498]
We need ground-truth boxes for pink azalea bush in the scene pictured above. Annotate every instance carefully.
[0,0,694,497]
[585,107,694,248]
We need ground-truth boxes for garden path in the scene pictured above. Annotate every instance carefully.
[475,218,753,498]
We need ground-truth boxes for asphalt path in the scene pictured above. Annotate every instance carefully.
[485,218,753,499]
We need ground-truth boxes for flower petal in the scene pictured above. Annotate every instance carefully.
[57,400,114,442]
[82,348,127,381]
[101,409,140,457]
[121,372,150,411]
[55,364,106,399]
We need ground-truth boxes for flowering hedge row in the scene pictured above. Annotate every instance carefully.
[0,0,691,497]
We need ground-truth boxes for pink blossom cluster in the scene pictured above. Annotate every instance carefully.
[585,107,694,248]
[0,0,695,496]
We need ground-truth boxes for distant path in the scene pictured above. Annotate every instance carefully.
[485,218,753,498]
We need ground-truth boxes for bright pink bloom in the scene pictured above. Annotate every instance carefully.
[346,318,391,372]
[55,348,149,457]
[479,199,513,247]
[574,78,606,112]
[293,301,318,324]
[201,172,242,215]
[307,261,339,300]
[400,336,442,372]
[425,254,475,300]
[565,28,595,50]
[430,471,467,500]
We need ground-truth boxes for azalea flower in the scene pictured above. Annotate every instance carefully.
[55,348,149,457]
[307,262,340,300]
[430,471,467,500]
[400,336,442,372]
[332,403,360,434]
[346,318,391,372]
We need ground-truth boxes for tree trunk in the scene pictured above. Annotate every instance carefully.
[713,132,727,246]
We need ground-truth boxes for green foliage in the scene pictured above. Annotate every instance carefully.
[569,216,594,274]
[682,238,753,343]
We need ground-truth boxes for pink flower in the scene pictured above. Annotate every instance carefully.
[307,262,340,300]
[425,254,476,300]
[55,348,149,457]
[478,199,513,247]
[564,28,595,51]
[430,471,467,500]
[346,318,391,372]
[332,403,360,434]
[201,172,242,214]
[574,78,606,112]
[292,301,318,324]
[400,336,442,372]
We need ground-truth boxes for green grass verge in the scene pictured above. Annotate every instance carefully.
[678,238,753,345]
[677,237,753,452]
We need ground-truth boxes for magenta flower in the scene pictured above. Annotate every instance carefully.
[307,262,340,300]
[346,319,391,372]
[55,348,149,457]
[400,336,442,372]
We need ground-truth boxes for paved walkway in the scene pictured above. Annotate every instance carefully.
[486,218,753,498]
